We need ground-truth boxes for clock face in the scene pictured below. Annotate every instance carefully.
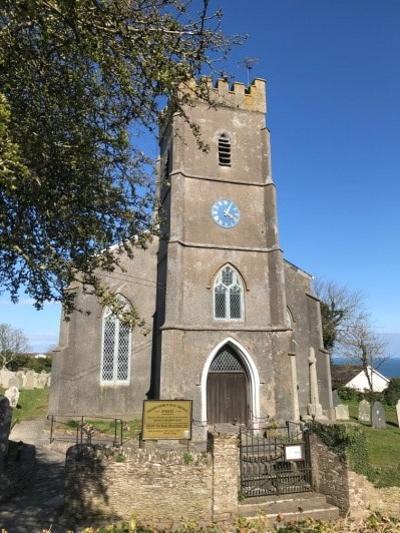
[211,199,240,228]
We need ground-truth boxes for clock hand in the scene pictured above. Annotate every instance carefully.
[224,210,235,220]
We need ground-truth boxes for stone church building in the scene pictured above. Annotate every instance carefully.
[49,78,333,440]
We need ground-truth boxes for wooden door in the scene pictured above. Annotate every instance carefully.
[207,371,248,425]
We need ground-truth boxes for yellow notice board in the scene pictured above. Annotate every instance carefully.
[142,400,193,440]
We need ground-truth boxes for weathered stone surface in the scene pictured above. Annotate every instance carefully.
[372,401,386,429]
[332,390,340,407]
[335,404,349,421]
[0,368,13,388]
[0,369,49,390]
[0,397,12,473]
[15,371,25,389]
[64,433,239,527]
[24,370,37,390]
[358,399,371,423]
[4,386,19,408]
[311,432,400,519]
[396,400,400,428]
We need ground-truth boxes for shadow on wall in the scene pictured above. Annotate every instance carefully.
[64,445,121,527]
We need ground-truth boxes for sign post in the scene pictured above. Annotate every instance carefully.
[142,400,192,441]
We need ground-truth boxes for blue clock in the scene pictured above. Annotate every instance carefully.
[211,199,240,228]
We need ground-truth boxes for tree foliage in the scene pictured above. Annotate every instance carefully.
[0,0,237,321]
[383,378,400,406]
[314,278,364,353]
[0,322,30,368]
[315,278,389,391]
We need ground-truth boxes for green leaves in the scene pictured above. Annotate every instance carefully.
[0,1,236,321]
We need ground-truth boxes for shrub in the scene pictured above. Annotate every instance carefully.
[7,354,52,372]
[383,378,400,406]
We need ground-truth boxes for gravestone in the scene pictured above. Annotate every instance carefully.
[8,375,18,388]
[37,371,49,388]
[396,400,400,428]
[332,390,340,407]
[4,386,20,408]
[358,399,371,424]
[24,370,37,390]
[371,401,386,429]
[335,404,350,421]
[15,371,25,389]
[0,396,12,473]
[0,368,13,388]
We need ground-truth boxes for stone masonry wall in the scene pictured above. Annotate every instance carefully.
[65,445,213,528]
[64,432,241,528]
[210,432,240,524]
[310,433,400,519]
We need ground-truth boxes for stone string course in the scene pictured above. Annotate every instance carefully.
[65,433,240,528]
[310,433,400,519]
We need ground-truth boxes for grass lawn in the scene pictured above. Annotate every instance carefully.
[0,386,49,424]
[341,398,400,485]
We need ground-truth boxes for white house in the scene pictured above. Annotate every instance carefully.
[332,364,390,393]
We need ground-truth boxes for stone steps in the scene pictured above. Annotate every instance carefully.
[238,492,340,523]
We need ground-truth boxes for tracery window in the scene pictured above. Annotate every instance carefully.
[218,133,231,166]
[214,265,244,320]
[101,297,131,384]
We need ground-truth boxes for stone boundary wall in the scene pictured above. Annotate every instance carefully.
[0,368,50,390]
[310,433,400,518]
[64,432,240,528]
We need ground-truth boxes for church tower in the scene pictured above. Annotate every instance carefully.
[153,79,297,438]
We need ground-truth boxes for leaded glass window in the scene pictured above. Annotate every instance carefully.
[213,265,244,320]
[101,298,131,384]
[209,346,243,372]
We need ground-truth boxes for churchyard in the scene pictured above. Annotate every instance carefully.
[335,392,400,487]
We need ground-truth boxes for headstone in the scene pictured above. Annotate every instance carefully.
[24,369,37,390]
[0,368,13,388]
[15,371,25,389]
[36,371,50,388]
[0,396,12,473]
[358,399,371,424]
[396,400,400,429]
[335,404,350,421]
[371,401,386,429]
[332,390,340,407]
[4,386,20,408]
[8,375,18,388]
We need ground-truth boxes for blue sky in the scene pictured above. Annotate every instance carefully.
[0,0,399,353]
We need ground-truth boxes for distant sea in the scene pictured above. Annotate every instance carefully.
[333,357,400,378]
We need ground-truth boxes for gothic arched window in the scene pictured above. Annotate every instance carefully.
[218,133,231,166]
[101,297,132,384]
[214,266,244,320]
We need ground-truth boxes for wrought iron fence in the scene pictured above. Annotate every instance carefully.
[239,421,312,498]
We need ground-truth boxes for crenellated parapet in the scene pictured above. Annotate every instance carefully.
[206,77,266,114]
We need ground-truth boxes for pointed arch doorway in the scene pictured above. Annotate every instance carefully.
[207,344,249,425]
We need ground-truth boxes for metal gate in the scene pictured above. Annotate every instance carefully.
[240,422,312,498]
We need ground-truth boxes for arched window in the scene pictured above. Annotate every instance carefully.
[214,265,244,320]
[101,297,132,384]
[218,133,231,166]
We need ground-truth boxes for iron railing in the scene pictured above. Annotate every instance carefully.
[48,415,125,447]
[240,422,312,498]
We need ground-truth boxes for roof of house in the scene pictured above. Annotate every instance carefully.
[331,365,363,387]
[331,364,390,388]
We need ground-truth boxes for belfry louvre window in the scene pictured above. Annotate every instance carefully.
[218,133,231,166]
[214,266,244,320]
[101,299,131,384]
